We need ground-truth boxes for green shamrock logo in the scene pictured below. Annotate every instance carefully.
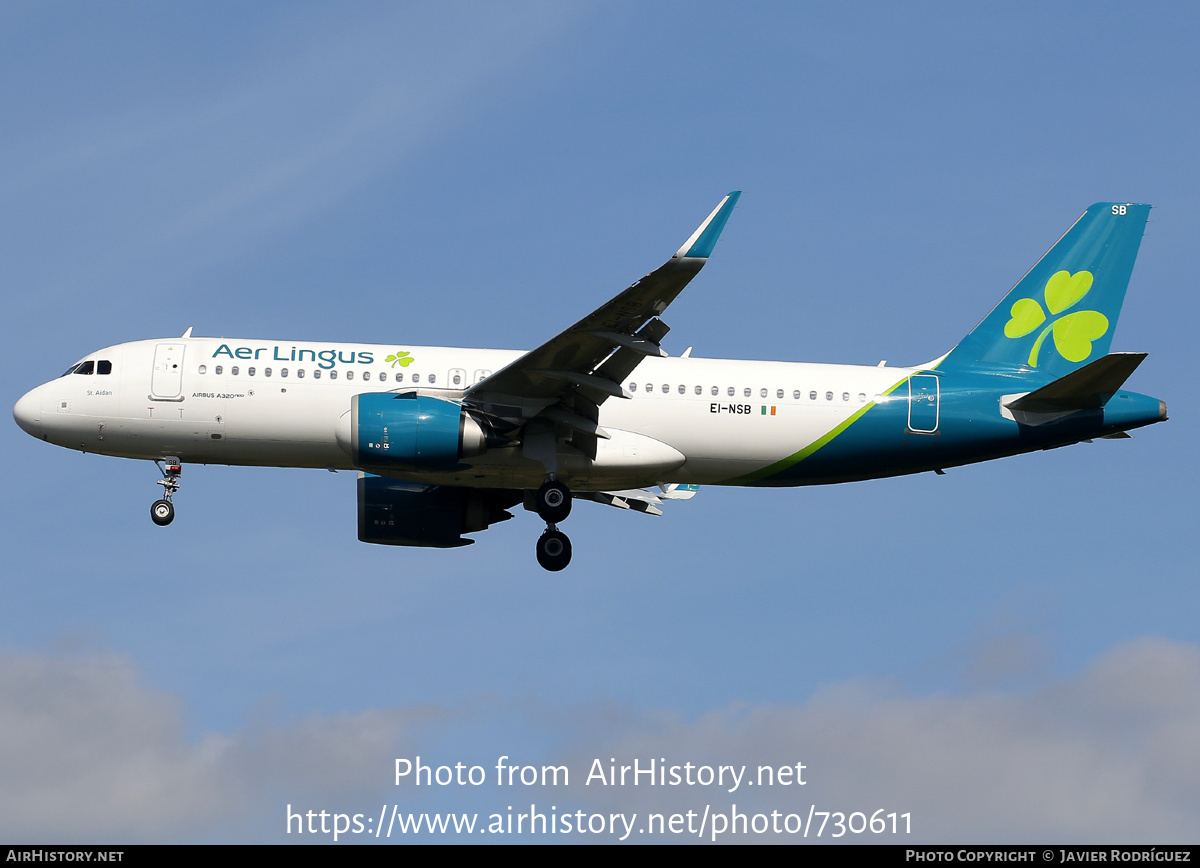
[1003,270,1108,367]
[385,350,414,368]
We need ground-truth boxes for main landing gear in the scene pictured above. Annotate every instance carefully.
[534,477,573,571]
[536,478,571,524]
[536,527,572,572]
[150,457,181,527]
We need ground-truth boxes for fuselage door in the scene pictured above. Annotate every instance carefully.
[151,343,186,399]
[448,368,467,389]
[907,374,939,434]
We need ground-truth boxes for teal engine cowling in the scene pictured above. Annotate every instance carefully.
[338,393,488,470]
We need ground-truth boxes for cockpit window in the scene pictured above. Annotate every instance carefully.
[62,359,110,376]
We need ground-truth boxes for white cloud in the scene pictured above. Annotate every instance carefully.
[554,638,1200,842]
[0,651,438,842]
[4,639,1197,842]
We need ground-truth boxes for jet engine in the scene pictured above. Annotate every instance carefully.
[338,392,488,470]
[357,475,518,547]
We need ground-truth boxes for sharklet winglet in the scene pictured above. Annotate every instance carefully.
[674,191,741,260]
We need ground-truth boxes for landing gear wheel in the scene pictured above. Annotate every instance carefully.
[535,479,572,524]
[536,529,572,572]
[152,458,182,526]
[150,499,175,526]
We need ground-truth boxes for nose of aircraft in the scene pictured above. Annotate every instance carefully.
[13,387,42,438]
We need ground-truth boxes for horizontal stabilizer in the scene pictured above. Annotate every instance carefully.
[575,483,700,516]
[658,482,700,500]
[1004,352,1147,414]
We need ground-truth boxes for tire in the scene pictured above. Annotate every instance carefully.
[535,479,572,524]
[536,529,572,572]
[150,499,175,526]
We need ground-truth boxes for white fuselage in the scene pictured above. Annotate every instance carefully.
[15,336,915,491]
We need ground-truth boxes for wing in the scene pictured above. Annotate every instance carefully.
[464,192,740,459]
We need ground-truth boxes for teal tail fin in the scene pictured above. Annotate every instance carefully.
[938,203,1150,379]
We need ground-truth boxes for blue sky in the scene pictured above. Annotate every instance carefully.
[2,1,1198,842]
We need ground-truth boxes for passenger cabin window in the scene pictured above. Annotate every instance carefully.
[346,370,354,381]
[232,366,240,376]
[362,371,370,381]
[312,369,320,379]
[329,370,338,380]
[281,368,288,377]
[264,368,272,377]
[296,369,304,379]
[215,366,223,375]
[428,374,436,384]
[379,372,387,382]
[248,367,256,377]
[711,386,718,396]
[198,365,207,374]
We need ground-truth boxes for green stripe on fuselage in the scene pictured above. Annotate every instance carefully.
[722,375,910,485]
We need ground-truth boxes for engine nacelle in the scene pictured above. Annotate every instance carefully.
[338,393,487,470]
[357,475,518,548]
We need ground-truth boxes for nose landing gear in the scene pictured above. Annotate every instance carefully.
[150,499,174,526]
[150,458,181,527]
[533,477,573,571]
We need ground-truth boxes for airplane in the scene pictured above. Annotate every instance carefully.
[13,195,1167,571]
